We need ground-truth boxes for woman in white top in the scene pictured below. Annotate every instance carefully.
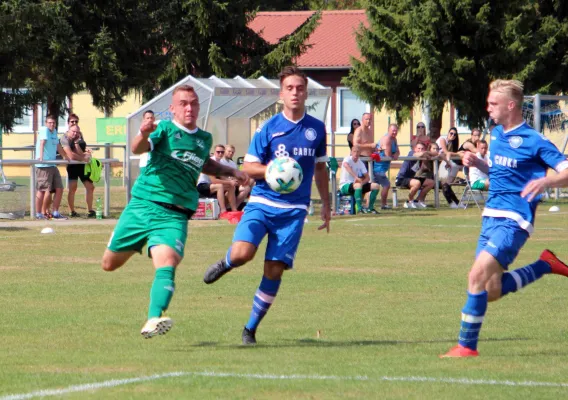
[436,127,461,183]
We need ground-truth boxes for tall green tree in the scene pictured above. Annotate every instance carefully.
[141,1,322,100]
[1,0,322,132]
[0,0,170,131]
[0,0,71,132]
[344,0,568,139]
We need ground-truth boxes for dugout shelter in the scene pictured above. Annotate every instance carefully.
[125,75,332,200]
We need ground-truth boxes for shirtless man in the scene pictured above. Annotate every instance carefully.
[353,112,375,157]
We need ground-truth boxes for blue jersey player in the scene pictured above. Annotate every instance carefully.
[441,79,568,358]
[202,66,331,345]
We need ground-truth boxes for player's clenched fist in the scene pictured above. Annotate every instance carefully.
[140,120,157,136]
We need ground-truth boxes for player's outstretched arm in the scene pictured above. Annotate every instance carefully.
[241,161,267,180]
[314,162,331,233]
[203,158,249,185]
[522,168,568,202]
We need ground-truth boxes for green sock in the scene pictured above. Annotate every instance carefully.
[148,266,176,319]
[369,190,378,209]
[354,188,363,210]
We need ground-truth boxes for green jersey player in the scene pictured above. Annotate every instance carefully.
[101,85,248,338]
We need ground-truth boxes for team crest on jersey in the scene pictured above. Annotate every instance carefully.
[274,144,289,158]
[196,139,205,149]
[305,128,317,141]
[508,136,523,149]
[174,132,182,140]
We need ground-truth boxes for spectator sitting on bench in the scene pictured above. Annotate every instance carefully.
[221,144,252,210]
[436,127,461,183]
[469,139,490,191]
[339,146,380,214]
[395,142,435,209]
[197,144,238,214]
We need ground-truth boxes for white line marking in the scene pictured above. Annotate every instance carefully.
[3,370,568,399]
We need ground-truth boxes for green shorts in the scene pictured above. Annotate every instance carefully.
[107,197,189,258]
[471,179,487,191]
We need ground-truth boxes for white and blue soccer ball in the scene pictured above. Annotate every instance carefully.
[265,156,303,194]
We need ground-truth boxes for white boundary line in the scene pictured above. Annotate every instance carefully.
[3,370,568,399]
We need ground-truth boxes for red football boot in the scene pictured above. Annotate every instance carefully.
[440,345,479,358]
[540,249,568,277]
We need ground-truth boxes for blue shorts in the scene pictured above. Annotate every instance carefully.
[232,202,307,269]
[476,217,529,270]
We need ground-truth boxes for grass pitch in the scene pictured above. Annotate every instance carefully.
[1,205,568,399]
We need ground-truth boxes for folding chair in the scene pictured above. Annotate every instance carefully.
[458,166,485,210]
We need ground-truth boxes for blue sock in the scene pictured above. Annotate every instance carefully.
[501,260,551,297]
[458,291,488,351]
[245,276,281,332]
[225,246,244,269]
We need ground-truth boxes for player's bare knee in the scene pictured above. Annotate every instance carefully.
[231,245,255,264]
[101,257,120,272]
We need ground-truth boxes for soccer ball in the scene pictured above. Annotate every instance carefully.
[265,156,303,194]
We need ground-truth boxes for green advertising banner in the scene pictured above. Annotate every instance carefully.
[96,117,126,143]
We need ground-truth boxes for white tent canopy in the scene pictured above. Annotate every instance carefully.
[125,75,332,199]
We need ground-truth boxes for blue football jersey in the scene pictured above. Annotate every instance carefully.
[483,121,568,234]
[244,112,328,209]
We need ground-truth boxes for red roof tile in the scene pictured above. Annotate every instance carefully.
[249,10,368,69]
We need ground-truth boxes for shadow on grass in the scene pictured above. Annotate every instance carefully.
[187,336,530,349]
[0,226,29,232]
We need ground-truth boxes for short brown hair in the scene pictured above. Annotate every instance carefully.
[46,114,57,121]
[489,79,524,109]
[278,66,308,87]
[67,113,79,123]
[172,84,197,97]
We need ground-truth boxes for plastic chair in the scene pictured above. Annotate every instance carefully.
[458,167,485,210]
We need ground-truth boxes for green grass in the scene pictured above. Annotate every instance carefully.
[1,207,568,399]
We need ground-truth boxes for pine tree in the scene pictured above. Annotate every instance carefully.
[344,0,568,139]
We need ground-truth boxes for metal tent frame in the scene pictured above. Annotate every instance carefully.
[125,75,332,200]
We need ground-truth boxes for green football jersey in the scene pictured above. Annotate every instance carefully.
[132,120,213,210]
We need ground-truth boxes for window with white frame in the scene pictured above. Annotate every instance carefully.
[336,87,370,134]
[2,88,35,133]
[454,108,470,134]
[12,105,36,133]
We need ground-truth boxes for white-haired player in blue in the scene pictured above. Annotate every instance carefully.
[203,66,331,345]
[441,79,568,358]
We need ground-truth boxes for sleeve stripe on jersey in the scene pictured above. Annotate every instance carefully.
[148,138,155,152]
[555,160,568,173]
[244,154,261,163]
[316,155,329,163]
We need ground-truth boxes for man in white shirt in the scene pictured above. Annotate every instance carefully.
[469,140,490,191]
[197,144,238,213]
[339,146,380,214]
[220,144,252,210]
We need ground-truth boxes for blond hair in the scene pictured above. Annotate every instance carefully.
[225,144,235,151]
[172,84,197,97]
[489,79,524,109]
